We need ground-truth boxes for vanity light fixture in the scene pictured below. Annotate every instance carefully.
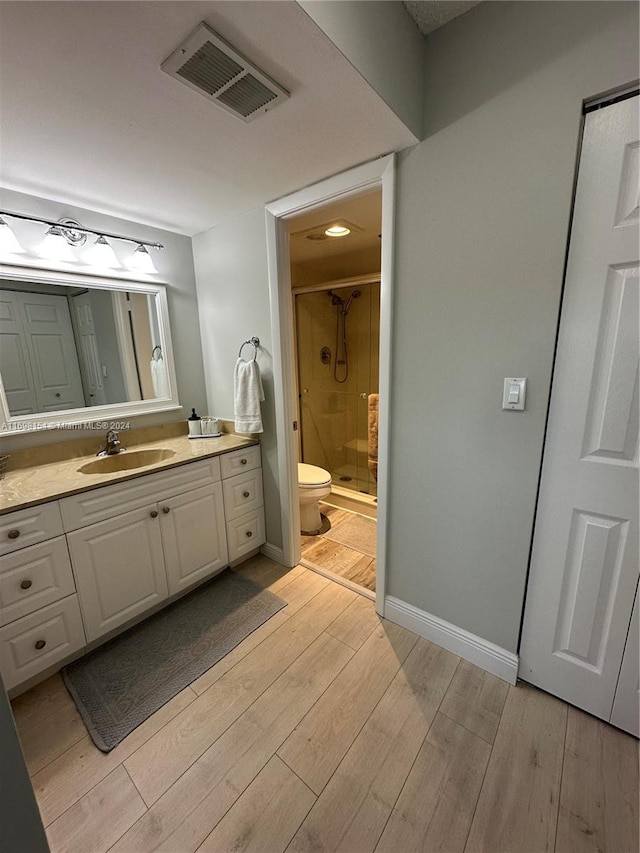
[325,225,351,237]
[84,235,120,269]
[41,225,77,261]
[0,215,25,254]
[129,244,157,274]
[0,210,163,272]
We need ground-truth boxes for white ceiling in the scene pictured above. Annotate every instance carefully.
[403,1,481,35]
[0,1,416,237]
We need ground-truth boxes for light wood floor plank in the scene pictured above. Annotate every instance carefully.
[20,702,87,776]
[440,658,509,744]
[325,594,379,650]
[189,570,328,696]
[278,619,418,794]
[112,632,353,853]
[30,685,196,827]
[196,755,316,853]
[123,581,356,806]
[11,673,74,735]
[235,555,304,591]
[289,639,459,853]
[556,706,639,853]
[465,683,567,853]
[376,713,491,853]
[45,765,146,853]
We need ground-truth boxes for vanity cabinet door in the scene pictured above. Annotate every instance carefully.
[160,483,228,596]
[67,506,168,642]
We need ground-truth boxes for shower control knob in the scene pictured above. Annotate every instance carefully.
[360,392,368,399]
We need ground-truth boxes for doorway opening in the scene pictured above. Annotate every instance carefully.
[288,190,381,595]
[265,155,395,612]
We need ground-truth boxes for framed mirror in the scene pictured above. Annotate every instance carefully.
[0,264,180,434]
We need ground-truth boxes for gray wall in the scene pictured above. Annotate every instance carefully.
[298,0,425,139]
[0,188,207,452]
[0,675,49,853]
[192,210,282,550]
[387,1,639,651]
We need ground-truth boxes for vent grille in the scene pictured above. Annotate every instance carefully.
[162,23,289,122]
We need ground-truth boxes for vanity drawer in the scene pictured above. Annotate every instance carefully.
[0,595,85,690]
[0,536,75,626]
[226,509,266,563]
[0,501,63,557]
[222,468,264,521]
[60,457,221,530]
[220,445,261,479]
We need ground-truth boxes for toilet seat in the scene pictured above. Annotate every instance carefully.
[298,463,331,488]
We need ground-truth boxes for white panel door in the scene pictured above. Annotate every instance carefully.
[70,291,108,406]
[520,96,639,728]
[18,291,86,411]
[160,483,228,596]
[610,586,639,736]
[0,290,38,414]
[67,506,168,642]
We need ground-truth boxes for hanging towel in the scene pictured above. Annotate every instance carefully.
[368,393,379,482]
[234,358,265,434]
[150,356,170,398]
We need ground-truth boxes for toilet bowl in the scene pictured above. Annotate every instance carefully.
[298,463,332,534]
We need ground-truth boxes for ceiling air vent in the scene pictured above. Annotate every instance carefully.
[161,23,289,122]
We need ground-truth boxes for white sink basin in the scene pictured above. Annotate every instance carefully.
[78,448,176,475]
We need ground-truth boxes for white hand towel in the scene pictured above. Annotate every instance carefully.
[234,358,265,434]
[150,357,170,398]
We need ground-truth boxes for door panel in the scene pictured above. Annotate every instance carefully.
[611,587,639,736]
[520,96,639,729]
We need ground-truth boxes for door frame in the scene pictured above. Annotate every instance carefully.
[265,154,395,614]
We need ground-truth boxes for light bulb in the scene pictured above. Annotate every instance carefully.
[129,244,157,274]
[85,235,119,268]
[41,225,75,261]
[0,217,25,254]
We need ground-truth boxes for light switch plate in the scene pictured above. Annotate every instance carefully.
[502,377,527,410]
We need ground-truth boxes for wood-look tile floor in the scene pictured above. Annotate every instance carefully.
[11,556,639,853]
[301,504,376,592]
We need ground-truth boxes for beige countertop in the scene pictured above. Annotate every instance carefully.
[0,433,259,515]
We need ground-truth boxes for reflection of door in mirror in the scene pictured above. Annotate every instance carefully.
[0,289,85,415]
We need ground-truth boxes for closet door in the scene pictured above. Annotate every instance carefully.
[519,95,639,724]
[610,588,639,737]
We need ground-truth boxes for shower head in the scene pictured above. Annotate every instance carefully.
[344,289,361,314]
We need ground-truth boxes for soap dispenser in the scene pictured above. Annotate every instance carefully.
[187,408,202,437]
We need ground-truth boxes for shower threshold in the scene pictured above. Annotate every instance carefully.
[324,484,377,520]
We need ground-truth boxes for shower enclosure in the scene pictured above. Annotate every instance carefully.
[295,280,380,497]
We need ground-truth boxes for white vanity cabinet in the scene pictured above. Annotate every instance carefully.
[1,442,264,691]
[0,502,85,690]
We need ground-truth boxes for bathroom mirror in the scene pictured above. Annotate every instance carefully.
[0,264,180,434]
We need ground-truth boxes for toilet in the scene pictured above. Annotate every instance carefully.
[298,462,332,534]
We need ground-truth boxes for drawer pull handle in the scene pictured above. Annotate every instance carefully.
[243,491,250,498]
[7,529,20,540]
[20,579,33,590]
[162,506,170,514]
[240,458,248,465]
[246,530,253,538]
[34,639,46,650]
[150,510,158,518]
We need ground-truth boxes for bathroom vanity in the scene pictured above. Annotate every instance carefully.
[0,436,265,693]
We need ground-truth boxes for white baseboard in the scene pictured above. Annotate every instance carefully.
[384,596,519,685]
[260,542,286,565]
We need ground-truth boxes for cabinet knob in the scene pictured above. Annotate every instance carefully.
[246,530,253,538]
[20,579,33,590]
[150,510,158,518]
[162,506,170,514]
[34,639,46,650]
[7,529,20,540]
[55,393,61,398]
[243,491,250,498]
[240,458,248,465]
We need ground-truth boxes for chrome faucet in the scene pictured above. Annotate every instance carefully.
[97,430,125,456]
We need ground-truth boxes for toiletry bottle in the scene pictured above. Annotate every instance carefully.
[188,408,202,437]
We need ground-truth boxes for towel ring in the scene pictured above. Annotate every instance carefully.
[238,337,260,361]
[152,345,162,361]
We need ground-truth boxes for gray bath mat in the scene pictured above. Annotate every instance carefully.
[62,569,286,752]
[323,514,377,557]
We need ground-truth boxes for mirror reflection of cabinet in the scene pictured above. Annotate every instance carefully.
[0,266,179,433]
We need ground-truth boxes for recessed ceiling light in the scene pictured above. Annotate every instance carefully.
[325,225,351,237]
